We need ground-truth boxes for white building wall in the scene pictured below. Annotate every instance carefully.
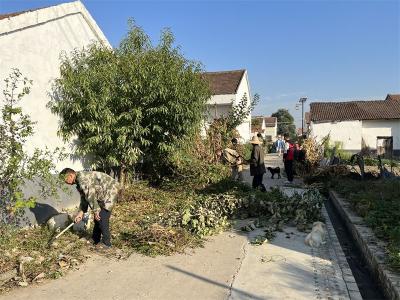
[205,103,232,123]
[205,70,252,142]
[361,120,400,150]
[264,127,277,140]
[0,1,110,171]
[208,94,234,105]
[234,71,251,141]
[310,120,362,151]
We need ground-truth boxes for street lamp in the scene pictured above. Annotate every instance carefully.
[299,97,307,135]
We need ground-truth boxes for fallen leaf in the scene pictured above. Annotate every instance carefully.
[58,260,69,268]
[33,273,45,282]
[18,281,28,287]
[18,256,34,264]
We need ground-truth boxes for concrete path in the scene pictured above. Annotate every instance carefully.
[231,154,361,300]
[1,154,361,300]
[1,231,249,300]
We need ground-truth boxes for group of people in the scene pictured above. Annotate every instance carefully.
[276,134,306,184]
[219,135,267,191]
[221,133,305,192]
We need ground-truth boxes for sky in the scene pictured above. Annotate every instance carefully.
[1,0,399,127]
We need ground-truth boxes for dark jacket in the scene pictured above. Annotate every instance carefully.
[250,144,266,176]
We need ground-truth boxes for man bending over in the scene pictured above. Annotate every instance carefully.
[60,168,120,248]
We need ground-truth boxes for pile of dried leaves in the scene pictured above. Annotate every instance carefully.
[0,225,89,293]
[302,137,324,170]
[304,165,350,184]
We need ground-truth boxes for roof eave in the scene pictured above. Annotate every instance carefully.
[234,70,247,94]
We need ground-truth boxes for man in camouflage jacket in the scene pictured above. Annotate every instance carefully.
[60,168,120,247]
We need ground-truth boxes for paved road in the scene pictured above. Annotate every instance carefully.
[231,154,361,300]
[1,154,361,300]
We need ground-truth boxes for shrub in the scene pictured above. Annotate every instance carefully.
[334,178,400,268]
[49,21,211,182]
[0,69,64,225]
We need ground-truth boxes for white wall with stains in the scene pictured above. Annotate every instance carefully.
[0,1,110,171]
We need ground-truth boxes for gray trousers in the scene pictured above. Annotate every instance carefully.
[231,166,243,181]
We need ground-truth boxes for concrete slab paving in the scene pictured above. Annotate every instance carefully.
[229,214,358,300]
[231,153,361,300]
[0,231,249,300]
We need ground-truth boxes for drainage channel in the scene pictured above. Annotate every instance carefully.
[324,199,386,300]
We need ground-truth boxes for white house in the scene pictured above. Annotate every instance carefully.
[309,94,400,157]
[203,69,252,141]
[0,1,110,171]
[251,116,277,141]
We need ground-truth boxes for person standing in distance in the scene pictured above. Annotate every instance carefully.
[249,136,266,192]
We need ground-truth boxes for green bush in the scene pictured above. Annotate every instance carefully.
[322,136,346,159]
[334,178,400,268]
[241,142,253,161]
[362,157,400,167]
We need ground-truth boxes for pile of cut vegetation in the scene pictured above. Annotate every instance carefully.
[111,181,324,256]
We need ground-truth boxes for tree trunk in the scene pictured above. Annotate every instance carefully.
[119,165,126,185]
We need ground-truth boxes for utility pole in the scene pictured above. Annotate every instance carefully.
[299,97,307,135]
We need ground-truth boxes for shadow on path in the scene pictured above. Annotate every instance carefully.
[166,265,265,300]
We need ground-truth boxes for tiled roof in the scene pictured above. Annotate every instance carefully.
[386,94,400,101]
[310,98,400,122]
[203,70,245,95]
[0,12,25,21]
[264,117,277,127]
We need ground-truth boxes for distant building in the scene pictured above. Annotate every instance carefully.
[251,116,277,141]
[296,128,303,137]
[203,70,252,141]
[0,1,110,170]
[309,94,400,157]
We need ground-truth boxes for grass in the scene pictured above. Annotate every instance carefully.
[331,177,400,268]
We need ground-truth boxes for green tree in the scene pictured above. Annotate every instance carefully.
[226,93,259,132]
[49,21,211,181]
[272,108,296,138]
[197,93,259,164]
[0,69,64,225]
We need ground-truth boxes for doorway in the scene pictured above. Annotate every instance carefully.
[376,136,393,158]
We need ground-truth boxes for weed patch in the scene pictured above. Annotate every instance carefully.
[0,225,88,293]
[332,178,400,268]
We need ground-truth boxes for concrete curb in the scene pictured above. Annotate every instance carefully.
[322,205,362,300]
[329,190,400,300]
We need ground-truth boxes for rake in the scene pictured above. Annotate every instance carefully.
[47,222,75,248]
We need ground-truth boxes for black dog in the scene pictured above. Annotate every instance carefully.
[267,167,281,179]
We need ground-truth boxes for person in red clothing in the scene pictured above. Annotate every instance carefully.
[283,134,295,183]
